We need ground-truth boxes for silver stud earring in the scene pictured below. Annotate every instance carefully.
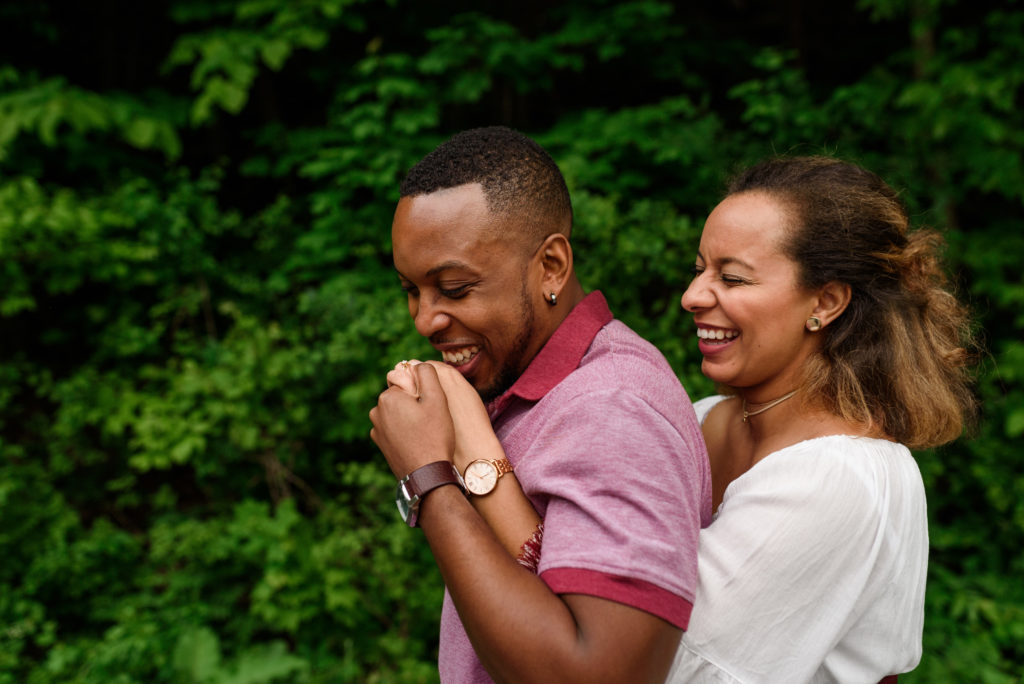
[806,316,822,332]
[547,292,557,306]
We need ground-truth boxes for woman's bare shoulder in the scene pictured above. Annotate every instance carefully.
[700,396,739,443]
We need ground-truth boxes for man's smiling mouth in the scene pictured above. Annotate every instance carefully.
[442,345,480,366]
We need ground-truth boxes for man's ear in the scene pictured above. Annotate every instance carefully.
[812,281,852,327]
[535,233,573,298]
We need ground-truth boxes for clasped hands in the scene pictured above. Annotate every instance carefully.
[369,360,499,481]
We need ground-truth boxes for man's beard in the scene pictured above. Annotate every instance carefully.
[476,283,536,404]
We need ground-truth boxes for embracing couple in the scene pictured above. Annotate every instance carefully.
[369,127,975,684]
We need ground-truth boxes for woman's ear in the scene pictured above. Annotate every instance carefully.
[812,281,852,327]
[536,233,573,297]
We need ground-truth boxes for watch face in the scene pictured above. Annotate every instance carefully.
[464,460,498,495]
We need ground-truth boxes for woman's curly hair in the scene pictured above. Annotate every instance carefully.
[728,156,977,448]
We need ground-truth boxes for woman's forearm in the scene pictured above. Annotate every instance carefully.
[453,435,544,561]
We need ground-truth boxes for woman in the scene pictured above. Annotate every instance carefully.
[390,156,976,682]
[664,156,974,682]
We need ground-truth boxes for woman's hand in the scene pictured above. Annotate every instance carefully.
[422,361,504,471]
[386,360,420,398]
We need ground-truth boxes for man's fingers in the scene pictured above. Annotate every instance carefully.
[368,406,381,447]
[411,360,446,402]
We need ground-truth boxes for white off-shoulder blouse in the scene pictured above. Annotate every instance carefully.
[667,396,928,683]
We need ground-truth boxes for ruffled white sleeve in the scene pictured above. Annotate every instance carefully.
[668,434,928,684]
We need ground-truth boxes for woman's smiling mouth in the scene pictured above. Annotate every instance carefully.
[696,327,739,343]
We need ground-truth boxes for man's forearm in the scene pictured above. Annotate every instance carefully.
[418,486,680,684]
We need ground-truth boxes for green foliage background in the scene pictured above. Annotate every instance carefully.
[1,0,1021,681]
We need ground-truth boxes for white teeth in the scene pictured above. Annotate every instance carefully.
[442,346,480,366]
[696,328,738,341]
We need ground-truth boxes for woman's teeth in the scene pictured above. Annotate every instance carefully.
[697,328,739,342]
[442,346,480,365]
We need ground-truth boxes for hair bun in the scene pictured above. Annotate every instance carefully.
[895,229,947,298]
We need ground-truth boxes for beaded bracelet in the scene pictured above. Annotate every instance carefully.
[515,521,544,573]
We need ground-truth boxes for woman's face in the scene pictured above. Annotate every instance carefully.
[680,191,822,399]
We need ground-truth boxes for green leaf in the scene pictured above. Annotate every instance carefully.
[173,627,222,683]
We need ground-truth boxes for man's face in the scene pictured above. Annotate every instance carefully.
[392,183,545,402]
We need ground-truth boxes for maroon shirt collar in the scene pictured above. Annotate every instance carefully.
[488,291,613,416]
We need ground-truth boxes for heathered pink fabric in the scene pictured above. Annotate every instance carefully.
[438,292,712,683]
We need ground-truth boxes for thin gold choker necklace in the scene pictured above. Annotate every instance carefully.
[742,390,798,422]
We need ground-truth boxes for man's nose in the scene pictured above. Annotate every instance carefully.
[413,297,451,338]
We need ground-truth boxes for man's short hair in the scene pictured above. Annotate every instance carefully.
[400,126,573,244]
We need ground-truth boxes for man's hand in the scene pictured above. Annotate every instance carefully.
[370,362,456,478]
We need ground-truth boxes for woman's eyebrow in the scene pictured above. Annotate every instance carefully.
[716,256,755,270]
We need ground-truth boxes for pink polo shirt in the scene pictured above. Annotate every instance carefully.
[438,291,712,683]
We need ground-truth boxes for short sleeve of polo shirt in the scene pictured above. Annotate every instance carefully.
[530,388,706,629]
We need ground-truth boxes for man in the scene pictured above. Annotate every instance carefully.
[369,126,711,683]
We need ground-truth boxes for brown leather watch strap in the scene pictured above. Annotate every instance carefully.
[405,461,463,499]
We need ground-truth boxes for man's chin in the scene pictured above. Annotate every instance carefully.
[474,369,518,404]
[475,382,504,404]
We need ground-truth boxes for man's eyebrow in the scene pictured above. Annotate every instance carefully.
[393,260,477,280]
[426,260,474,277]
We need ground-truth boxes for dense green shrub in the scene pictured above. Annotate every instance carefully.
[1,1,1021,681]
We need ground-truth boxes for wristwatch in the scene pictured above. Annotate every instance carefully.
[395,461,465,528]
[462,457,514,496]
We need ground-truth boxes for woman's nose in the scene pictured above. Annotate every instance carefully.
[681,274,712,313]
